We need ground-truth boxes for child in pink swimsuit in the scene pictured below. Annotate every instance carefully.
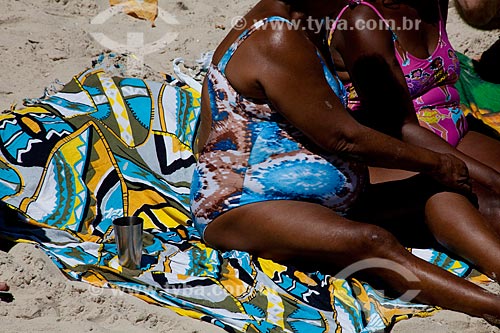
[330,0,468,147]
[328,0,500,235]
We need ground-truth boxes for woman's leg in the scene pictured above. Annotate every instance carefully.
[425,192,500,281]
[457,130,500,234]
[352,174,500,281]
[370,131,500,235]
[458,131,500,173]
[368,167,416,184]
[205,199,500,321]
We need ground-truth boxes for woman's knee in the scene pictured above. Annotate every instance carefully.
[356,225,401,258]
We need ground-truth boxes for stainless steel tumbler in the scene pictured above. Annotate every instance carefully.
[113,216,143,269]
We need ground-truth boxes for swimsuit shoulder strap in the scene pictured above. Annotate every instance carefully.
[437,1,445,39]
[329,0,398,45]
[218,16,293,74]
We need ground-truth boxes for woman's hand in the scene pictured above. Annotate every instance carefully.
[430,153,473,196]
[401,121,500,197]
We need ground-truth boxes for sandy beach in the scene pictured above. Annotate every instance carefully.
[0,0,499,332]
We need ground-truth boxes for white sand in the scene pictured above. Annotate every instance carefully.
[0,243,225,333]
[0,0,499,332]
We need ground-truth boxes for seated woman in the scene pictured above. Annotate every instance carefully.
[328,0,500,232]
[190,0,500,325]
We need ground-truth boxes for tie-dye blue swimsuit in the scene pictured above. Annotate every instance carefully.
[190,17,368,238]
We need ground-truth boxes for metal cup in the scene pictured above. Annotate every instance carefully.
[113,216,143,269]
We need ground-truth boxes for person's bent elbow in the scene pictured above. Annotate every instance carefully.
[322,126,360,156]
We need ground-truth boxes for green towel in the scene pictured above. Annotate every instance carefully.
[456,52,500,136]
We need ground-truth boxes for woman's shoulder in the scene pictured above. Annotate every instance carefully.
[212,15,314,66]
[333,1,386,24]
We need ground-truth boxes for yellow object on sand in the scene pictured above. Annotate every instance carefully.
[110,0,158,24]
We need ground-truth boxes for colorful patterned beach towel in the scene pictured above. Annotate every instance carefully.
[456,52,500,136]
[0,65,488,333]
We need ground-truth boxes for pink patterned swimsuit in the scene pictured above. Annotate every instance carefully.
[331,1,468,147]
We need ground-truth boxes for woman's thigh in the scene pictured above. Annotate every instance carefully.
[347,174,451,247]
[368,167,416,184]
[204,175,443,266]
[458,130,500,172]
[203,200,401,269]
